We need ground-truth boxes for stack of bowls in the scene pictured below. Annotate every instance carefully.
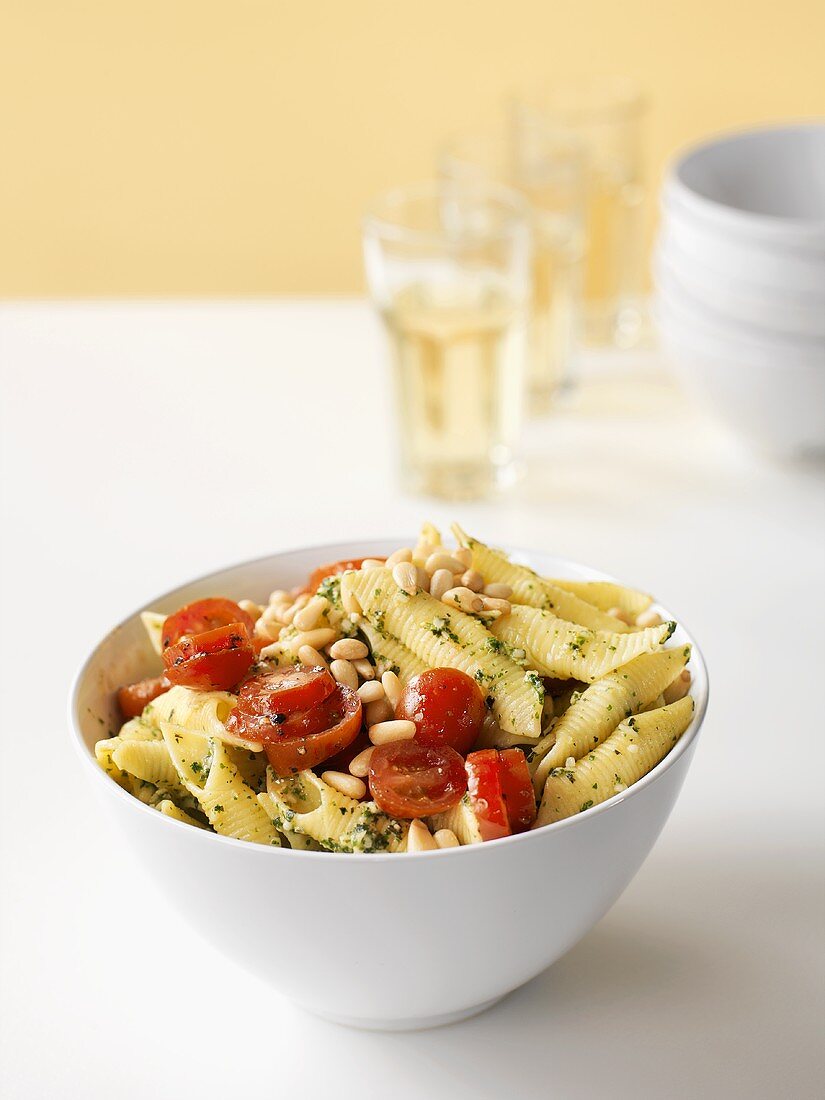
[654,124,825,457]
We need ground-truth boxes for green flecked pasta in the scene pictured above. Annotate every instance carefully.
[111,738,184,792]
[260,769,408,853]
[154,799,209,829]
[95,717,162,792]
[490,605,674,682]
[359,620,428,684]
[160,718,280,845]
[452,526,633,633]
[341,567,544,740]
[530,647,691,794]
[148,684,263,751]
[543,579,653,619]
[535,697,695,826]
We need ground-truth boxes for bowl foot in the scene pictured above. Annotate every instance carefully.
[294,994,506,1031]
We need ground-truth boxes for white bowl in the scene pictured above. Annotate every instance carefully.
[660,202,825,297]
[664,123,825,249]
[656,302,825,456]
[654,238,825,339]
[70,542,708,1031]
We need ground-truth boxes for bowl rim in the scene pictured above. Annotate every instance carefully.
[664,121,825,240]
[69,538,710,862]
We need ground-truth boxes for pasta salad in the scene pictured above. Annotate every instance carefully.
[96,524,695,853]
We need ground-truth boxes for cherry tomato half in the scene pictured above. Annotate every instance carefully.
[498,748,536,833]
[228,665,337,738]
[465,749,511,841]
[161,598,255,651]
[162,623,255,691]
[306,557,385,595]
[368,741,467,820]
[117,674,171,719]
[395,668,486,756]
[259,683,362,776]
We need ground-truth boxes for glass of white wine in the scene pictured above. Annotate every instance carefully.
[514,78,647,348]
[440,127,586,414]
[363,181,531,501]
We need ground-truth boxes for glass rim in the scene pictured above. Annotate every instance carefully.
[527,76,647,124]
[362,179,531,245]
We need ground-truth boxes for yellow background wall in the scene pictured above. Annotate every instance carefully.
[1,0,823,296]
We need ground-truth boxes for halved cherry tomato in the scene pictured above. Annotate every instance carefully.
[229,665,336,735]
[465,749,511,841]
[117,674,171,719]
[305,557,385,595]
[162,623,254,691]
[368,741,467,820]
[395,668,486,755]
[322,729,371,775]
[257,683,362,776]
[161,598,255,651]
[498,748,536,833]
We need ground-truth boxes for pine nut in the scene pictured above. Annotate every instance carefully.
[426,551,465,575]
[454,547,473,569]
[353,658,376,680]
[358,680,385,703]
[298,644,329,670]
[329,638,368,661]
[293,595,330,633]
[663,669,692,704]
[636,609,663,628]
[330,658,358,691]
[429,568,454,601]
[262,603,289,626]
[292,593,311,612]
[365,698,394,725]
[413,538,437,566]
[268,589,289,605]
[481,596,511,616]
[255,619,282,642]
[381,670,402,709]
[434,828,460,849]
[460,569,484,593]
[607,606,634,625]
[407,819,438,852]
[361,558,385,570]
[386,547,414,567]
[416,565,429,589]
[369,719,416,745]
[321,771,366,800]
[443,586,483,614]
[293,627,337,651]
[483,582,512,600]
[340,582,362,616]
[392,561,419,595]
[348,746,375,778]
[238,598,264,618]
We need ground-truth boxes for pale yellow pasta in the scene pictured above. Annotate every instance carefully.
[530,647,691,794]
[341,567,544,739]
[141,611,165,655]
[543,579,653,619]
[149,684,261,751]
[155,799,209,829]
[430,798,483,845]
[535,697,695,826]
[490,605,674,682]
[260,769,408,853]
[452,526,633,633]
[111,738,183,792]
[358,620,428,684]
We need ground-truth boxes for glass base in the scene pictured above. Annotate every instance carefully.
[403,455,524,501]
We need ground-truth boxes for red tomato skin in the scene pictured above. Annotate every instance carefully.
[233,664,336,722]
[305,557,385,595]
[261,684,362,777]
[395,668,487,755]
[368,741,467,820]
[465,749,511,841]
[162,598,255,650]
[117,675,171,719]
[498,748,537,833]
[162,624,254,691]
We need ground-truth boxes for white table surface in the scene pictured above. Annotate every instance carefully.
[1,300,823,1099]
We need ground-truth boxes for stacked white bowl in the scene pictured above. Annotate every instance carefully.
[654,124,825,457]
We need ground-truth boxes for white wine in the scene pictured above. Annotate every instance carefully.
[527,214,583,411]
[382,280,526,499]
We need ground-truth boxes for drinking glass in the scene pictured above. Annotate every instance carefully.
[440,129,586,415]
[515,79,646,347]
[363,181,531,500]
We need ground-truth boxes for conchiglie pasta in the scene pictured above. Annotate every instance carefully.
[535,697,695,826]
